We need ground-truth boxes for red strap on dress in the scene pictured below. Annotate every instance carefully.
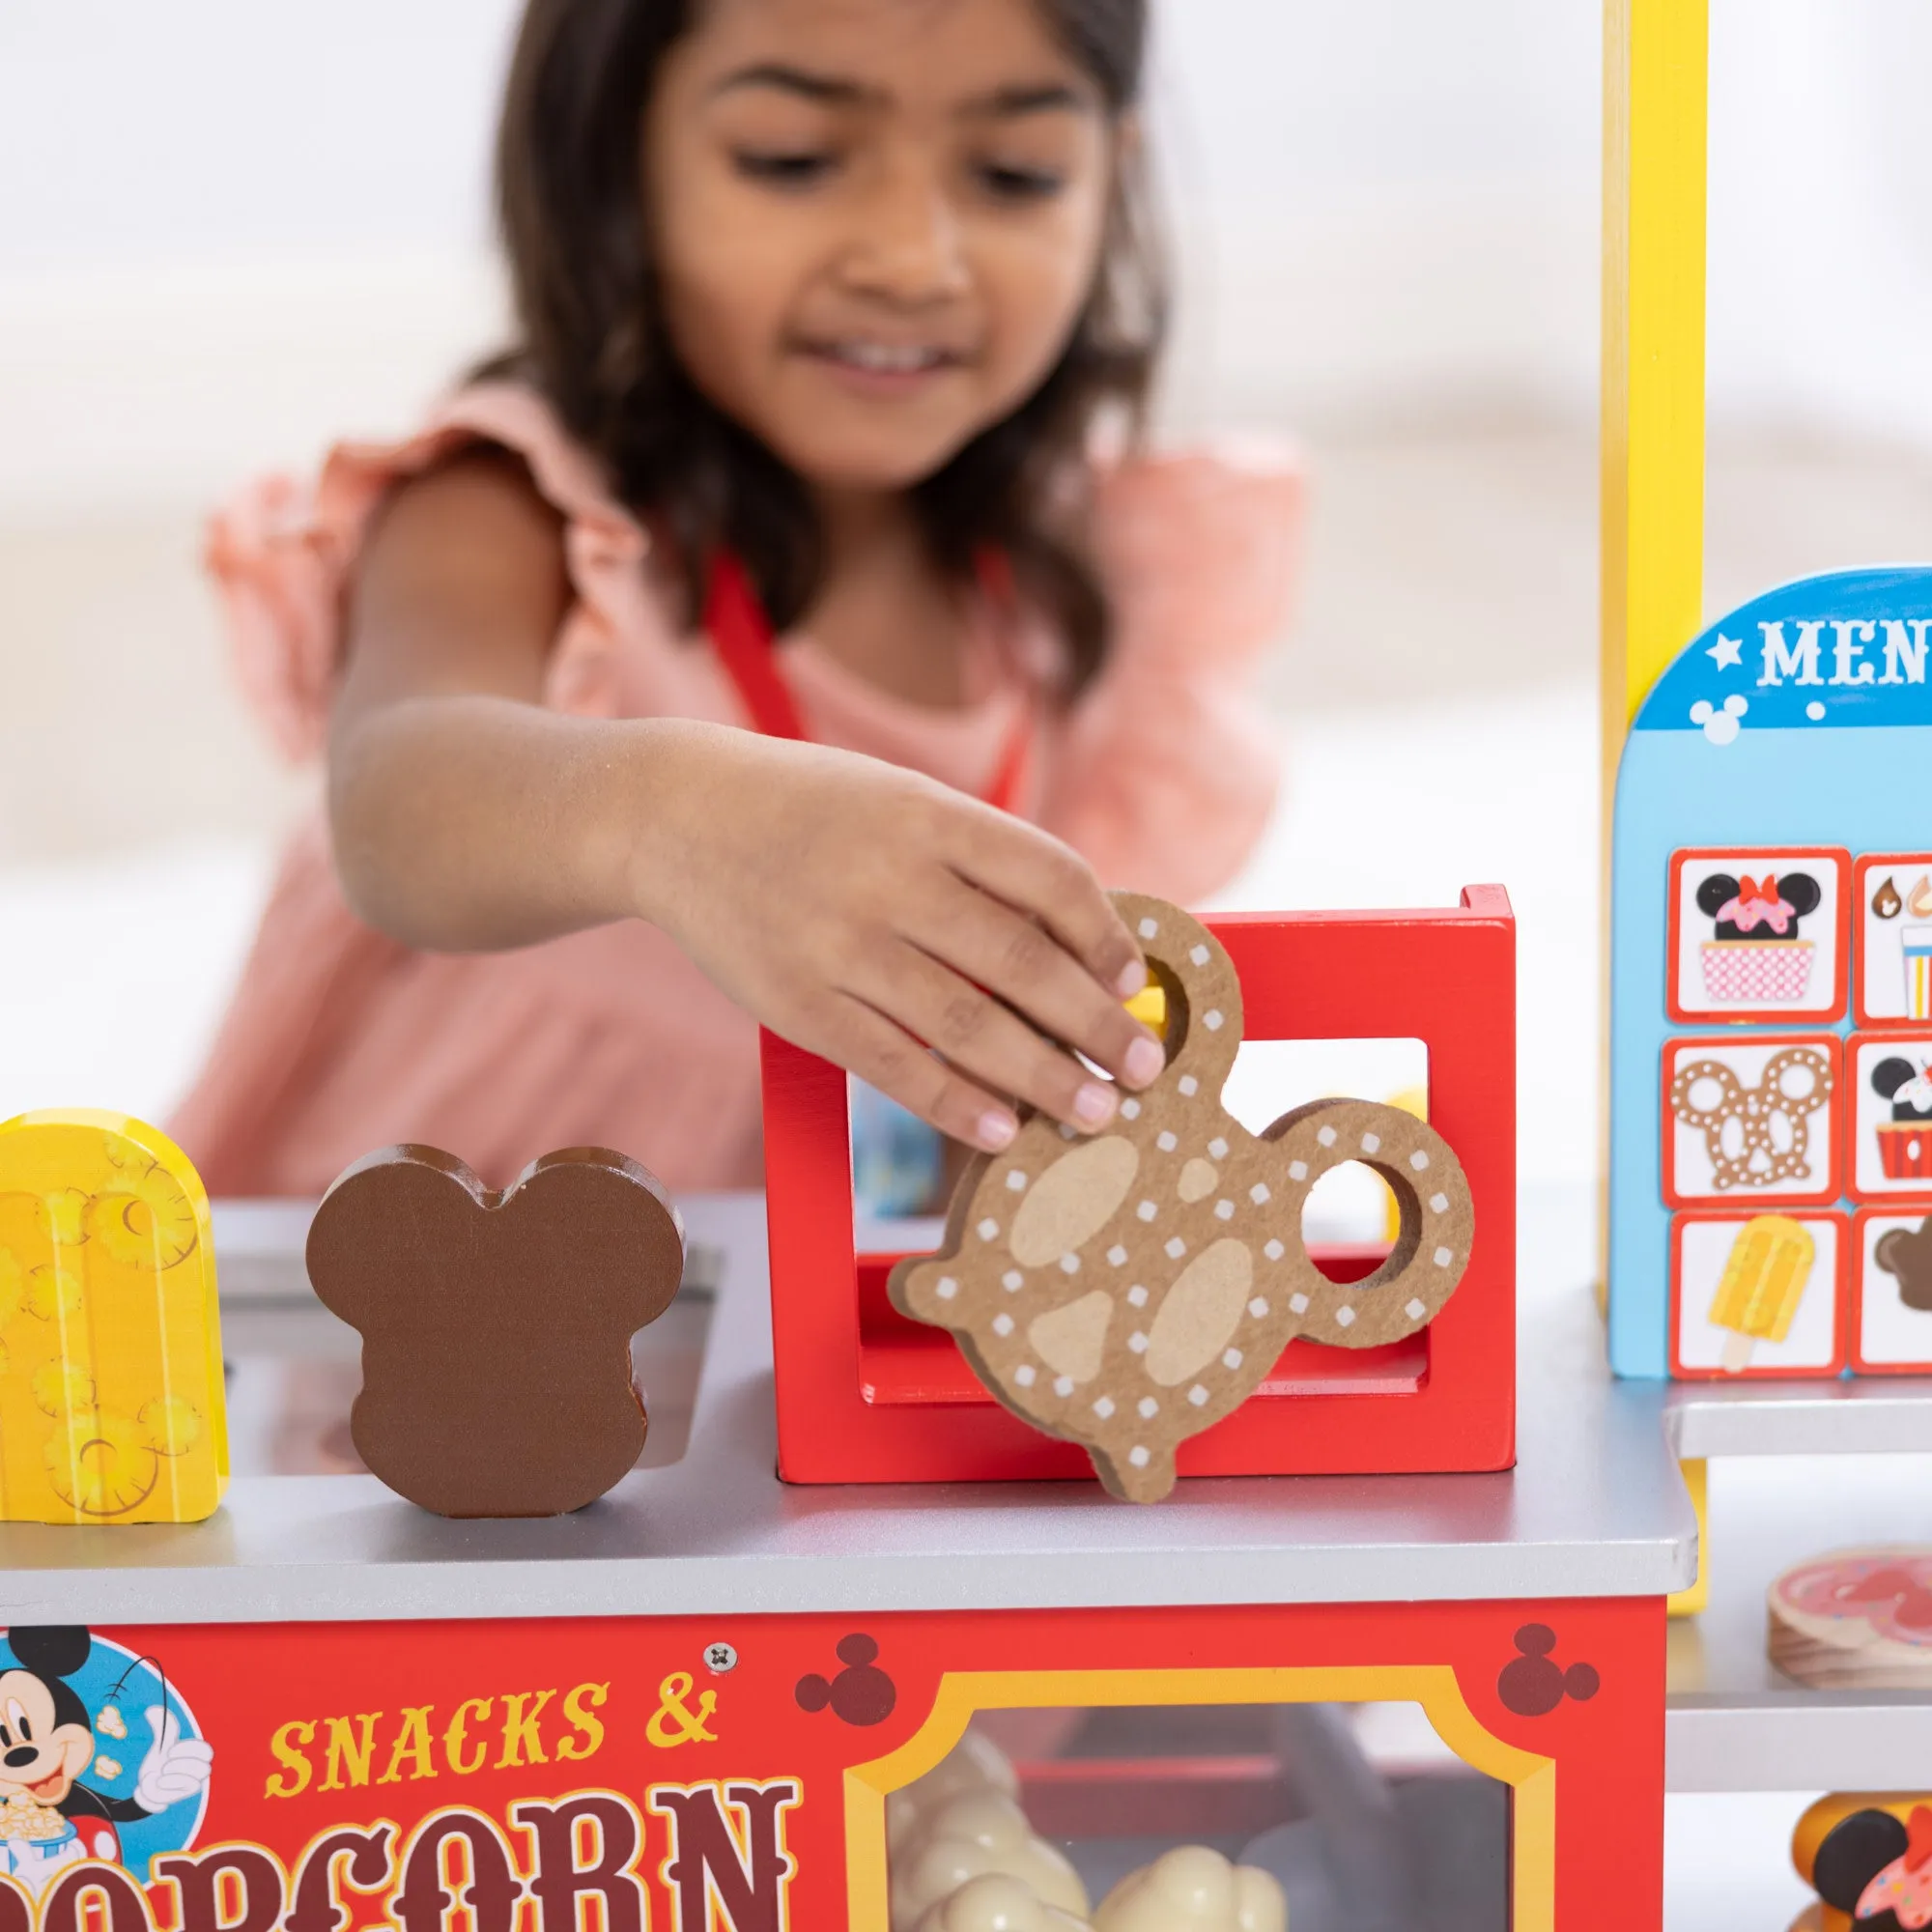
[701,551,1029,814]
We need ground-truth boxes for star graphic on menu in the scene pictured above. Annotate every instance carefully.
[1707,633,1744,671]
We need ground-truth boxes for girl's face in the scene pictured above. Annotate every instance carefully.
[647,0,1120,495]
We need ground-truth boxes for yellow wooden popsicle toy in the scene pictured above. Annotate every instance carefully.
[0,1110,227,1522]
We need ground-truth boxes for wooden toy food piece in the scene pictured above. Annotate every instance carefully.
[915,1875,1091,1932]
[1769,1548,1932,1691]
[891,1790,1090,1932]
[305,1146,683,1518]
[0,1111,227,1524]
[888,1731,1020,1855]
[1795,1793,1932,1932]
[891,892,1475,1502]
[1094,1847,1286,1932]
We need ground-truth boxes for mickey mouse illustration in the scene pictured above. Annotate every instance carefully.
[1871,1058,1932,1195]
[1695,868,1824,941]
[1693,869,1827,1006]
[0,1628,212,1895]
[1873,1058,1932,1123]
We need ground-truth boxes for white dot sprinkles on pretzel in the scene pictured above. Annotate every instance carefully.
[1139,918,1159,939]
[1669,1046,1835,1193]
[887,891,1476,1503]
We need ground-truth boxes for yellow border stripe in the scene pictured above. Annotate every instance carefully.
[843,1666,1555,1932]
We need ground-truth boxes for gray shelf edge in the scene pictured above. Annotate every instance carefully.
[1665,1378,1932,1461]
[1665,1694,1932,1792]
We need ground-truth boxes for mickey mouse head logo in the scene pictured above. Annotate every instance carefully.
[1497,1626,1600,1718]
[1876,1216,1932,1315]
[890,893,1475,1503]
[306,1145,684,1518]
[795,1635,896,1726]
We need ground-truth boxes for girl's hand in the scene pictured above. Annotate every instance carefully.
[635,724,1165,1151]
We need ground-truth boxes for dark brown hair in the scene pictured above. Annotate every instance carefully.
[489,0,1165,695]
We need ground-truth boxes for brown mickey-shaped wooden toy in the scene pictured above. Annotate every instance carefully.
[891,893,1475,1503]
[306,1145,684,1518]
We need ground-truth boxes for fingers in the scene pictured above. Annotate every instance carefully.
[818,993,1023,1152]
[912,877,1165,1094]
[853,940,1136,1139]
[938,810,1148,1007]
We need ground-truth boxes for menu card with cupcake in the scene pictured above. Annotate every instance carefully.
[1667,847,1850,1024]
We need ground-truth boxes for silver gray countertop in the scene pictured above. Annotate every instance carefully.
[0,1187,1698,1626]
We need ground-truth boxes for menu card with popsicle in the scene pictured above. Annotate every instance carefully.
[1670,1210,1849,1379]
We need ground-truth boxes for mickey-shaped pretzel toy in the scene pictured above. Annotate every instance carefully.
[890,893,1475,1503]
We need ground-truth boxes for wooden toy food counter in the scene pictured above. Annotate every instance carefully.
[0,1187,1692,1932]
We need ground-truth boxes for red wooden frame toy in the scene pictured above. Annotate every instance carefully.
[760,887,1517,1486]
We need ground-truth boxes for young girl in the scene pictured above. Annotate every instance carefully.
[174,0,1296,1199]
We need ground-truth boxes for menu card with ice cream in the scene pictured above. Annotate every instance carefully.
[1608,566,1932,1380]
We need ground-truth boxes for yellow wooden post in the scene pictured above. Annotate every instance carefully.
[1605,0,1713,1606]
[1603,0,1710,751]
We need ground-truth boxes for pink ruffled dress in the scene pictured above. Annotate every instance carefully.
[172,384,1298,1197]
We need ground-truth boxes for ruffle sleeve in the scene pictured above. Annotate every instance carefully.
[1038,443,1303,905]
[202,384,663,763]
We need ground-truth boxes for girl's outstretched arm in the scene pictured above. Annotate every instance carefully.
[327,450,1162,1151]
